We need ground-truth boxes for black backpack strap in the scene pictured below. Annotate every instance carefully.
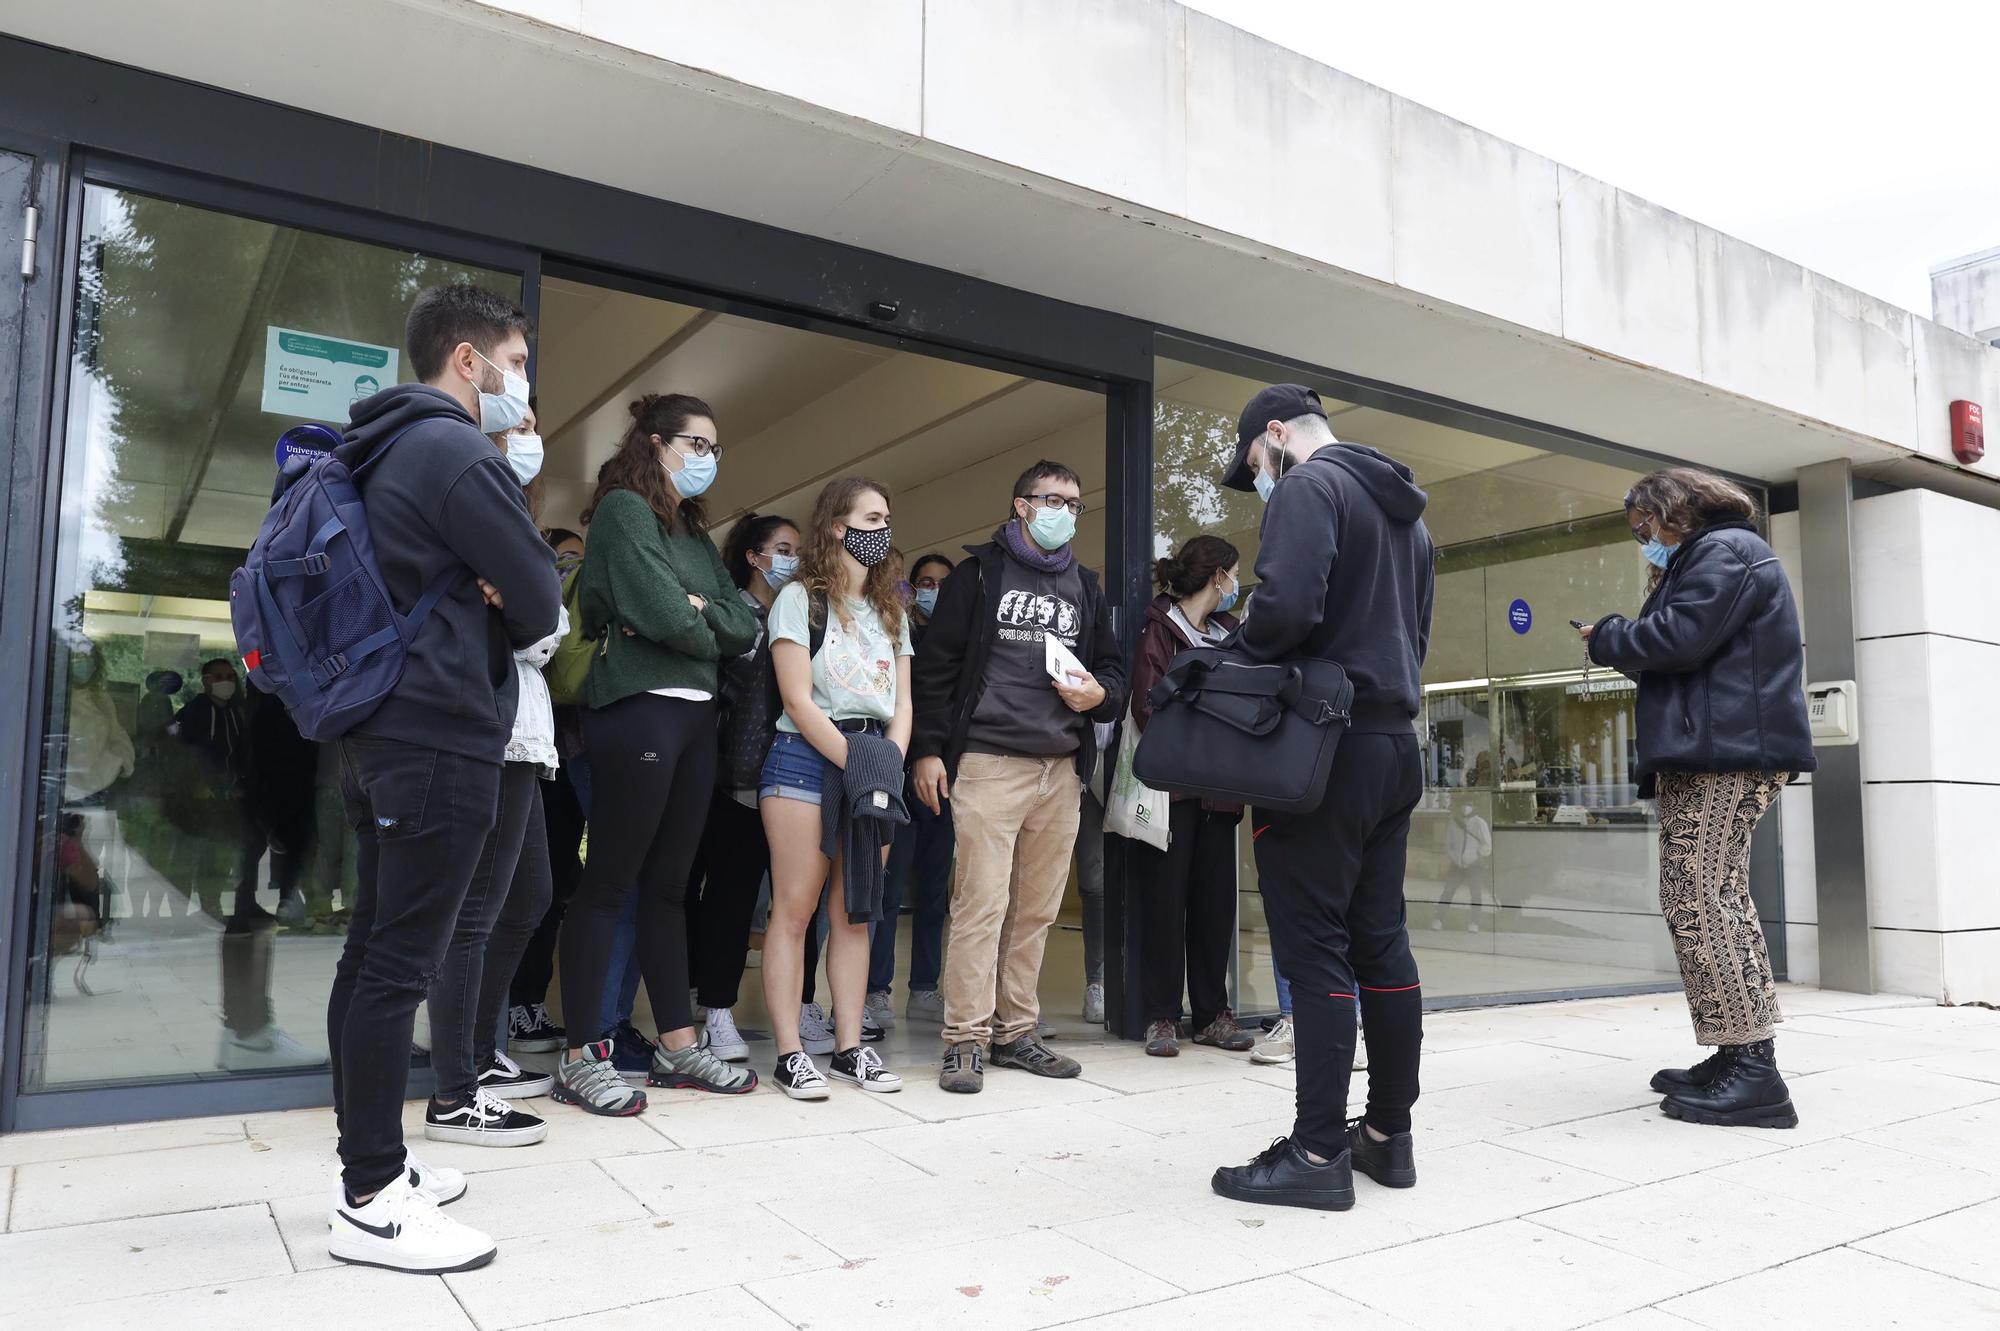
[807,589,828,659]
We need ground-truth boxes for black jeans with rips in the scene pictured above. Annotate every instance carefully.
[328,736,500,1197]
[1252,732,1425,1160]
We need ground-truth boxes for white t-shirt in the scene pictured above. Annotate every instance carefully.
[768,583,913,733]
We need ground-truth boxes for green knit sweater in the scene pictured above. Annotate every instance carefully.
[576,489,759,708]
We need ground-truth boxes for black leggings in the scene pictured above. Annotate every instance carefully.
[559,694,715,1044]
[510,760,584,1009]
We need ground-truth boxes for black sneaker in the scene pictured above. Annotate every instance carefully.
[1346,1116,1417,1188]
[1211,1137,1355,1212]
[508,1001,565,1055]
[478,1050,554,1100]
[1650,1049,1729,1095]
[1661,1040,1799,1129]
[829,1045,903,1094]
[774,1050,830,1101]
[989,1035,1081,1079]
[609,1021,655,1084]
[424,1088,549,1147]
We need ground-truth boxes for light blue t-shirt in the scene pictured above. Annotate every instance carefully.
[769,582,914,733]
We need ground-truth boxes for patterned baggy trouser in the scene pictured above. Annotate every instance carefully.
[1653,770,1788,1047]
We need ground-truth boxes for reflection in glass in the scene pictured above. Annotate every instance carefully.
[1152,355,1680,1010]
[25,184,516,1091]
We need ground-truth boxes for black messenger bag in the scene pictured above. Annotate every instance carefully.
[1131,647,1354,814]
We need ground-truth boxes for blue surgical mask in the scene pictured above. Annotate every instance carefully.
[1254,470,1277,504]
[1640,538,1673,570]
[504,431,543,486]
[762,552,799,590]
[1026,505,1076,551]
[470,347,531,435]
[1217,578,1240,614]
[914,587,939,616]
[666,449,717,499]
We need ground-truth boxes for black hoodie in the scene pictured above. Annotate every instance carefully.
[337,385,561,762]
[1239,443,1435,729]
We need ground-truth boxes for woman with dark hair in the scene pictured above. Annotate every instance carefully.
[1579,467,1814,1128]
[680,511,801,1063]
[550,393,761,1115]
[1127,535,1254,1057]
[760,476,913,1098]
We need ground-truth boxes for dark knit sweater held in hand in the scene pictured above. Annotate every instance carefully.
[574,489,759,708]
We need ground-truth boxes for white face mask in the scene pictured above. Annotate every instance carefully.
[469,347,531,435]
[208,680,237,701]
[505,431,544,485]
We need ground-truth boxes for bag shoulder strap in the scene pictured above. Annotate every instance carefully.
[807,589,828,660]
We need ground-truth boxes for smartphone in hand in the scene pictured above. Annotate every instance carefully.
[1567,618,1588,630]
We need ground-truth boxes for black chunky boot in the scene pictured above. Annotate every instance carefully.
[1660,1039,1799,1129]
[1650,1048,1730,1095]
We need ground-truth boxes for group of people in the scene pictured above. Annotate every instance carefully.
[307,283,1816,1273]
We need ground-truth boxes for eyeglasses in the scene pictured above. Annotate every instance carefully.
[1628,512,1654,544]
[1021,493,1086,517]
[911,576,943,590]
[670,433,722,459]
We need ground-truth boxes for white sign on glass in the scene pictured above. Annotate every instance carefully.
[260,326,398,423]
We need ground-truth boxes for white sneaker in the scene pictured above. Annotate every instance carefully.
[704,1007,750,1062]
[328,1173,496,1274]
[905,989,945,1024]
[405,1154,466,1205]
[864,990,897,1032]
[691,987,707,1022]
[799,1002,836,1056]
[1251,1016,1296,1065]
[217,1024,324,1072]
[1353,1023,1369,1071]
[1082,982,1105,1024]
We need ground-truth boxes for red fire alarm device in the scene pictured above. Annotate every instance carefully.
[1950,400,1984,464]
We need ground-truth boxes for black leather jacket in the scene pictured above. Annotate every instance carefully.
[1588,521,1816,795]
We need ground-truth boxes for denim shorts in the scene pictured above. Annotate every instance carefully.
[760,730,828,806]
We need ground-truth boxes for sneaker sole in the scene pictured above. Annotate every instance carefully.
[1210,1174,1355,1211]
[829,1070,903,1094]
[1250,1048,1295,1065]
[647,1069,759,1095]
[329,1242,497,1275]
[938,1078,983,1094]
[1660,1096,1799,1129]
[1194,1039,1256,1052]
[550,1085,647,1117]
[509,1037,563,1054]
[482,1077,555,1100]
[1146,1044,1179,1058]
[423,1121,549,1147]
[777,1080,831,1101]
[1351,1157,1418,1189]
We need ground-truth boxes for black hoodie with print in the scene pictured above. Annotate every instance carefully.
[335,385,561,763]
[1240,443,1435,730]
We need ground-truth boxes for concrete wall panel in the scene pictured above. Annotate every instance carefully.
[1557,170,1700,381]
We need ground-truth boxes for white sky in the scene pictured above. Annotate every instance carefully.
[1179,0,2000,316]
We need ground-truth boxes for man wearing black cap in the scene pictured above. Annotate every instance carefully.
[1209,384,1435,1213]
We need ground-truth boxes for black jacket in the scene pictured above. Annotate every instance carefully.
[338,385,561,763]
[1239,444,1435,729]
[1588,521,1816,794]
[911,537,1126,781]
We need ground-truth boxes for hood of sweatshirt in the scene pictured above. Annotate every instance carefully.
[1314,444,1429,524]
[339,384,479,464]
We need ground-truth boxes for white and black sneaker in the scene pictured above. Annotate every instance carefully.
[328,1173,496,1274]
[508,1001,564,1054]
[774,1050,830,1101]
[479,1049,554,1099]
[424,1086,549,1147]
[404,1154,466,1205]
[829,1044,902,1094]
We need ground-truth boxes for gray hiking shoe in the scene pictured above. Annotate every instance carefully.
[552,1039,647,1117]
[1145,1019,1180,1057]
[649,1034,758,1094]
[991,1035,1081,1078]
[939,1041,984,1094]
[1194,1011,1256,1052]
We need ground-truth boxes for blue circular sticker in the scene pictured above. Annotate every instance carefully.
[1507,598,1533,635]
[275,423,343,470]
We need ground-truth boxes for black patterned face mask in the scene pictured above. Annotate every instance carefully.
[842,524,893,568]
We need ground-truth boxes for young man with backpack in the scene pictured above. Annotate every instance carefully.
[319,284,560,1272]
[910,461,1125,1094]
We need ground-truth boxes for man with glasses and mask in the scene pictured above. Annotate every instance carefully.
[1208,384,1435,1215]
[321,283,560,1273]
[911,461,1125,1093]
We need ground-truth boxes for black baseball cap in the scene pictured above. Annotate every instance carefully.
[1220,384,1326,492]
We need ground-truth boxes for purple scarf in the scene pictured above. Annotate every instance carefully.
[997,520,1074,573]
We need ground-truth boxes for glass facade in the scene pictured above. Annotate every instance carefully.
[24,184,515,1092]
[1151,355,1680,1012]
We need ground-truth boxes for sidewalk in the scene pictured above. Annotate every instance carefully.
[4,984,1999,1330]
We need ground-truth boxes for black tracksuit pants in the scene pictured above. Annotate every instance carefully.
[1252,731,1425,1159]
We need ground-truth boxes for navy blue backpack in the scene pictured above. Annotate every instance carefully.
[229,423,456,741]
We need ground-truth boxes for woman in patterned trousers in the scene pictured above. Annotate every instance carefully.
[1580,468,1816,1129]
